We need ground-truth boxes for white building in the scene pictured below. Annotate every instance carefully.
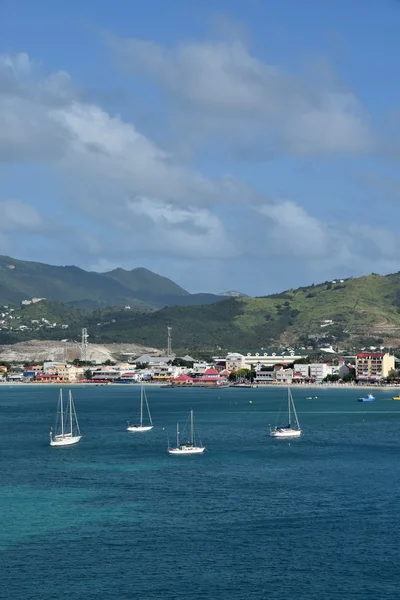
[275,368,293,384]
[255,371,276,384]
[293,364,310,377]
[226,353,246,371]
[242,349,308,369]
[309,363,329,381]
[192,361,211,374]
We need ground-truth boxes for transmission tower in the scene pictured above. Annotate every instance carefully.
[81,328,89,364]
[167,327,172,357]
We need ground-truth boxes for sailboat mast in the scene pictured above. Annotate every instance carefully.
[72,395,81,436]
[140,386,143,426]
[291,391,300,430]
[144,388,153,425]
[191,410,194,445]
[69,391,73,435]
[177,423,180,446]
[288,387,291,425]
[60,390,64,438]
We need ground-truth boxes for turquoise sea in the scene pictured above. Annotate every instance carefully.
[1,385,400,599]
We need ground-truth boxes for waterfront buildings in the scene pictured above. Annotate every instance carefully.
[356,352,395,381]
[309,363,330,382]
[229,349,308,370]
[226,353,246,371]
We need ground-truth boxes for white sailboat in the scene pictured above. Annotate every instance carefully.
[50,389,82,447]
[270,387,302,438]
[126,385,153,432]
[168,409,205,455]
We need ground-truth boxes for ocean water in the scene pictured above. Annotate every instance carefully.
[1,385,400,600]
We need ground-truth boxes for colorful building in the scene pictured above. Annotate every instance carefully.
[173,374,193,386]
[356,353,395,381]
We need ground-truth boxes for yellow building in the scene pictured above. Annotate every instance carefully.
[356,352,395,381]
[43,364,84,382]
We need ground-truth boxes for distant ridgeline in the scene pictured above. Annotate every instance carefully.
[2,270,400,352]
[0,255,225,309]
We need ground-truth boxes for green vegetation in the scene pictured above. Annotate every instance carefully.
[2,272,400,352]
[0,255,223,309]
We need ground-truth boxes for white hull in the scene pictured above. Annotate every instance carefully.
[168,445,205,455]
[270,429,301,438]
[50,435,82,447]
[127,425,153,432]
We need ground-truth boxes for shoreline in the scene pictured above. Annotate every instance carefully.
[1,382,399,391]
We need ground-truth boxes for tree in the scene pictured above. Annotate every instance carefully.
[84,369,93,380]
[294,357,310,365]
[104,359,116,366]
[136,362,149,369]
[323,374,340,383]
[342,371,356,383]
[235,368,256,382]
[172,358,194,368]
[387,369,399,382]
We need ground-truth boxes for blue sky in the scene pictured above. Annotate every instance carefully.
[1,0,400,295]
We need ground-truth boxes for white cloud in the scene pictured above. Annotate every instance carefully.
[0,199,43,231]
[257,201,328,257]
[0,50,396,295]
[110,38,372,156]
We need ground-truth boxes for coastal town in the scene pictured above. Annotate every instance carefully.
[0,346,397,387]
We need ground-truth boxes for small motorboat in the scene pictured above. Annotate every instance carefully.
[358,394,375,402]
[392,396,400,401]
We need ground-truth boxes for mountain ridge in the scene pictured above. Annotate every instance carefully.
[2,271,400,352]
[0,255,225,309]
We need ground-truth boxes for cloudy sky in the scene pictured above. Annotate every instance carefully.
[1,0,400,295]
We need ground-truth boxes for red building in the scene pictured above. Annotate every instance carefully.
[173,374,194,386]
[196,368,226,384]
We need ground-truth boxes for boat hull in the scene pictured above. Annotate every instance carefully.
[50,435,82,447]
[358,398,375,402]
[270,429,301,438]
[168,446,205,455]
[393,397,400,401]
[127,425,153,432]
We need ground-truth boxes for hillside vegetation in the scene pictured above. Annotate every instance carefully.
[0,256,223,309]
[2,273,400,351]
[76,273,400,351]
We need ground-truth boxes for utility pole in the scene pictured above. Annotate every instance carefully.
[167,327,172,357]
[81,328,89,365]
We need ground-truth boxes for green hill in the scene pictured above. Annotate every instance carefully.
[103,267,223,307]
[2,272,400,351]
[83,273,400,351]
[0,256,223,309]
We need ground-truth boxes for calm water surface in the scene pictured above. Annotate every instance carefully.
[1,385,400,599]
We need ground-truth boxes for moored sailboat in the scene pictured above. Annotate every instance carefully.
[127,385,153,432]
[168,410,205,455]
[270,387,302,438]
[50,389,82,447]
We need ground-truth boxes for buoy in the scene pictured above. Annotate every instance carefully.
[249,400,252,404]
